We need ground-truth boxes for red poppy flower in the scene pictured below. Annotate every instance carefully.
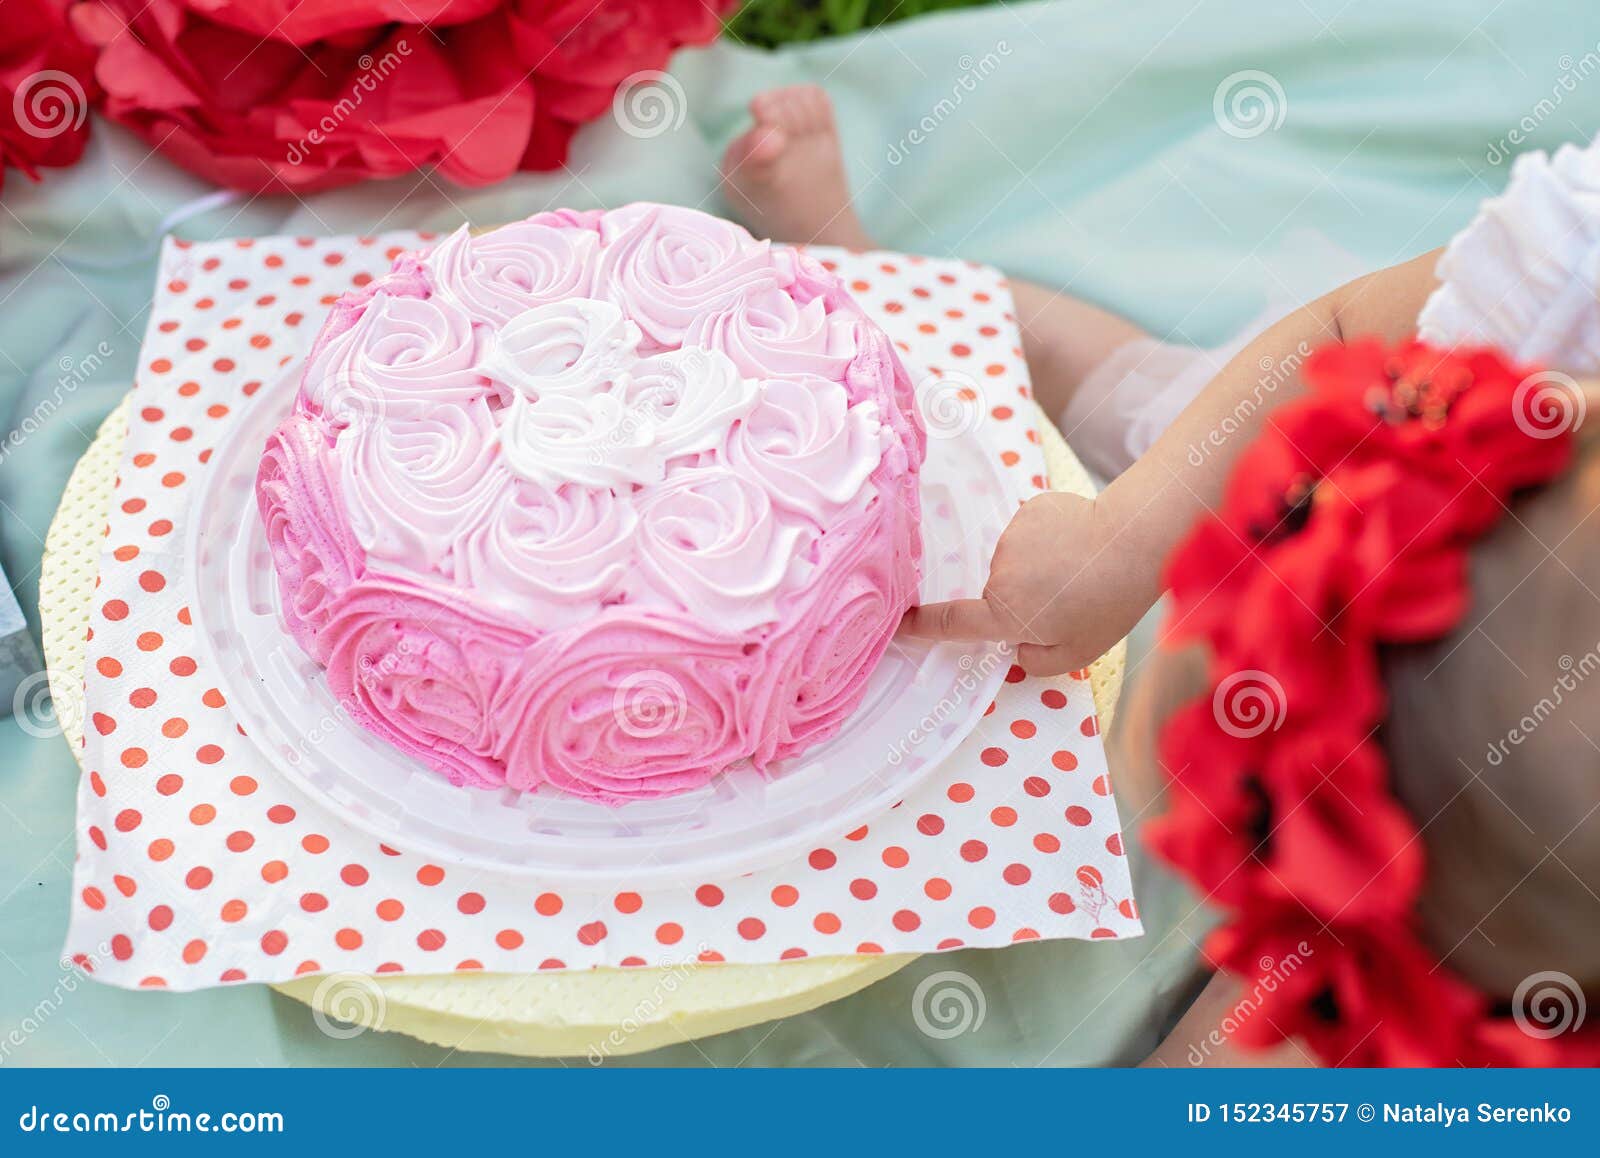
[70,0,734,194]
[1,0,97,192]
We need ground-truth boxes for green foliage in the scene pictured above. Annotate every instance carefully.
[725,0,1001,48]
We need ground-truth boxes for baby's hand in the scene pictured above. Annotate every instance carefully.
[901,492,1145,675]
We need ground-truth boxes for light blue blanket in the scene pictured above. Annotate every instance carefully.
[2,0,1596,1065]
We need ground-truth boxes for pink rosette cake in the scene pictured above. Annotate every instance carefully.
[256,203,926,804]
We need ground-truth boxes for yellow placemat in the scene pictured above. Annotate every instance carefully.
[42,395,1123,1058]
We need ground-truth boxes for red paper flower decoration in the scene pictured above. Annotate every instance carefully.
[69,0,734,194]
[1,0,98,193]
[1149,337,1600,1066]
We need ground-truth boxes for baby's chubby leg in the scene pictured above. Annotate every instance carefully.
[719,85,1152,427]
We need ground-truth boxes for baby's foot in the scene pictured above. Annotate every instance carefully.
[720,85,874,250]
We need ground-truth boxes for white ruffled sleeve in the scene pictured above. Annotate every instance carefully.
[1418,139,1600,374]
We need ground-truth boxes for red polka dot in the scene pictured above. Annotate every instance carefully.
[534,892,562,916]
[655,922,683,945]
[185,866,213,889]
[149,904,173,930]
[112,935,133,961]
[980,746,1008,767]
[882,845,909,868]
[114,808,142,832]
[1024,776,1051,797]
[813,912,841,934]
[737,917,766,940]
[196,744,224,764]
[916,812,945,836]
[614,892,642,914]
[968,906,996,929]
[376,899,404,921]
[300,892,328,912]
[1010,719,1036,739]
[771,884,799,907]
[947,782,975,804]
[1041,688,1067,709]
[416,864,445,886]
[849,877,878,900]
[960,839,988,862]
[260,930,288,956]
[457,892,485,915]
[1065,805,1093,827]
[990,806,1017,827]
[695,884,724,907]
[808,848,837,870]
[418,929,447,951]
[1052,750,1079,772]
[496,929,524,950]
[577,921,607,946]
[1003,863,1032,885]
[892,909,921,932]
[340,864,369,887]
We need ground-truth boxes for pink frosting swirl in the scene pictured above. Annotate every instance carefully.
[596,203,783,349]
[302,288,486,424]
[455,483,637,628]
[498,616,760,801]
[684,284,860,380]
[256,419,364,665]
[428,216,601,325]
[257,202,926,804]
[634,467,808,629]
[336,396,503,573]
[321,581,533,790]
[726,375,885,521]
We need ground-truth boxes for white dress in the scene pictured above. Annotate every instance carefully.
[1062,138,1600,479]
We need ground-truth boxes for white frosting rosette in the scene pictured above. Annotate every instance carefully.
[497,344,759,489]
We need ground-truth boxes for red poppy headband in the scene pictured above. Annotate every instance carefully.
[1146,336,1600,1066]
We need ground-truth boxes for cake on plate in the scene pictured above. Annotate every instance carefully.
[256,203,925,804]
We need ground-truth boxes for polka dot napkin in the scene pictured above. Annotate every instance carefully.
[63,231,1141,990]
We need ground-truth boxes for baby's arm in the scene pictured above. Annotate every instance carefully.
[1093,250,1442,650]
[904,249,1442,672]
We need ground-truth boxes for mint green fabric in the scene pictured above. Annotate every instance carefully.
[2,0,1596,1066]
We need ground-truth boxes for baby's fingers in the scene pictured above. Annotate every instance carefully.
[1016,642,1081,677]
[900,598,1012,642]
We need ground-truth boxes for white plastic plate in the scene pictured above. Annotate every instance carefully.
[187,363,1015,888]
